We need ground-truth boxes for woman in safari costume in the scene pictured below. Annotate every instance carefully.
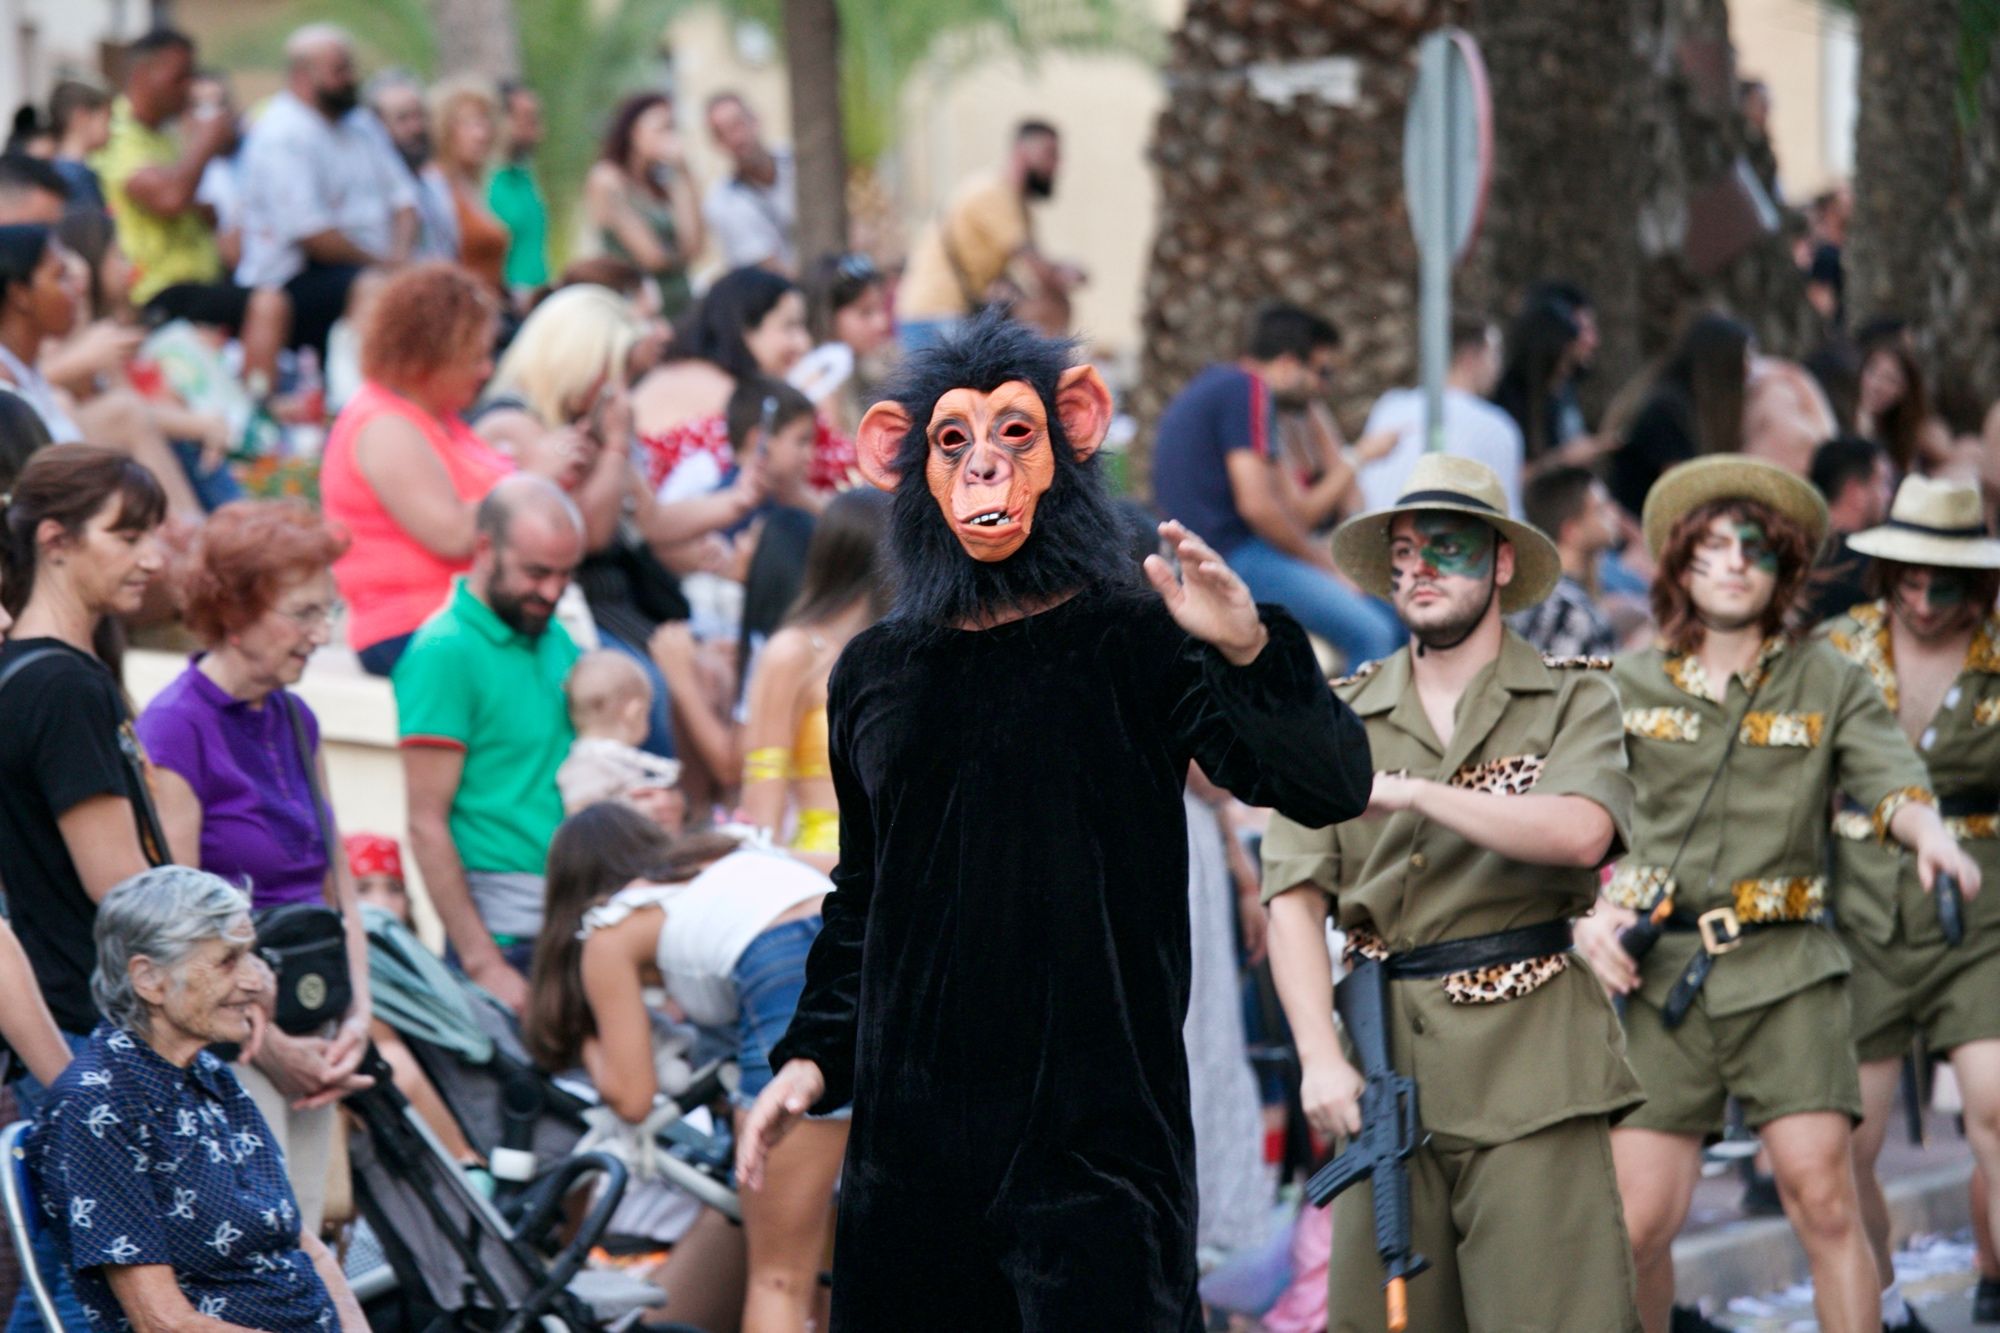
[1574,456,1981,1333]
[1820,475,2000,1332]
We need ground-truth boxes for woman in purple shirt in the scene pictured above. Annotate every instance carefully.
[136,498,373,1232]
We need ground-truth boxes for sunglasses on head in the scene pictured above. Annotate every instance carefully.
[835,253,879,284]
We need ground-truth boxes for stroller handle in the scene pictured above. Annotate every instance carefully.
[497,1150,630,1333]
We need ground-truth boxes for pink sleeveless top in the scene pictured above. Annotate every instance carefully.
[322,381,515,650]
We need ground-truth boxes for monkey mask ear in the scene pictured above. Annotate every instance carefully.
[854,400,912,492]
[1055,365,1113,463]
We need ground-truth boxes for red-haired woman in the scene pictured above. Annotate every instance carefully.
[319,262,612,675]
[1574,456,1981,1333]
[136,498,373,1231]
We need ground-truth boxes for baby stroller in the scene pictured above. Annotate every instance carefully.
[360,907,740,1222]
[344,1046,651,1331]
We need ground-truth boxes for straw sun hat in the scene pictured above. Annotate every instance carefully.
[1846,475,2000,569]
[1640,455,1829,561]
[1331,454,1561,614]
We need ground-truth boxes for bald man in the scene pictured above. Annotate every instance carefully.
[394,475,587,1011]
[233,22,416,354]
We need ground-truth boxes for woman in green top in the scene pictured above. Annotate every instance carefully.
[584,93,703,320]
[1575,456,1981,1333]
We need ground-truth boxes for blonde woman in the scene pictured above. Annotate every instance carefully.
[426,77,509,292]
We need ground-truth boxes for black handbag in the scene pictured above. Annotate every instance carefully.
[257,695,352,1035]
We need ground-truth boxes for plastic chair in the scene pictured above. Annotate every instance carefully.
[0,1119,63,1329]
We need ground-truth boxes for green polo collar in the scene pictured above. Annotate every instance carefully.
[447,576,531,649]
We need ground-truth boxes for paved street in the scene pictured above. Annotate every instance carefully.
[1708,1233,1981,1330]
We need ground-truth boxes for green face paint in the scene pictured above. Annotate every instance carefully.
[1735,522,1778,574]
[1409,512,1495,579]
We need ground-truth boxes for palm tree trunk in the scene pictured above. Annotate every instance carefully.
[428,0,521,79]
[1846,0,1961,330]
[785,0,849,267]
[1928,25,2000,407]
[1132,0,1467,493]
[1468,0,1645,417]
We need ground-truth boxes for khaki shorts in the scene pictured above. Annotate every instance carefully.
[1618,979,1862,1136]
[1328,1114,1640,1333]
[1845,924,2000,1064]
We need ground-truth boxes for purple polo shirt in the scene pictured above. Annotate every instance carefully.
[135,659,329,909]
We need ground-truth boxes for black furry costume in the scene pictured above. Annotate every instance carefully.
[769,317,1370,1329]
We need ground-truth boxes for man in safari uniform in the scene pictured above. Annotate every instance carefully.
[1822,475,2000,1332]
[1264,455,1644,1333]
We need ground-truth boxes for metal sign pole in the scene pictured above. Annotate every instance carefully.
[1419,36,1450,454]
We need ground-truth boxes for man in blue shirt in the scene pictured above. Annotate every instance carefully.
[1151,303,1401,667]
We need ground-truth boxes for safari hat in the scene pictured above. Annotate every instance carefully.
[1331,454,1560,613]
[1846,475,2000,569]
[1641,455,1829,560]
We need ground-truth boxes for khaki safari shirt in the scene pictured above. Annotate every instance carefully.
[1262,631,1642,1148]
[1609,635,1931,1018]
[1823,605,2000,947]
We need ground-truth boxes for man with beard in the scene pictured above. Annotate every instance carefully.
[894,120,1088,351]
[1152,301,1404,667]
[363,68,460,263]
[1262,455,1645,1332]
[1575,457,1979,1333]
[395,475,585,1012]
[1820,476,2000,1333]
[735,314,1371,1329]
[233,24,416,355]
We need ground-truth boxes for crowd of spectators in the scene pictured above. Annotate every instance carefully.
[0,15,1997,1333]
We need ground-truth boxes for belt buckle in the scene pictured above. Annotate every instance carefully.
[1697,907,1743,955]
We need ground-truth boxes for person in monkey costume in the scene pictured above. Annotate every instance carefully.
[735,313,1371,1329]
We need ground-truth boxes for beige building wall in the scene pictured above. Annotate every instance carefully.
[1731,0,1858,202]
[0,0,139,115]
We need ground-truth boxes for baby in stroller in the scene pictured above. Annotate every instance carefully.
[526,805,845,1333]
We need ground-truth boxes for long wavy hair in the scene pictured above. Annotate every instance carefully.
[524,804,740,1073]
[1650,497,1816,655]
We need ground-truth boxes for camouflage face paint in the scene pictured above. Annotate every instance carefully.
[1735,521,1778,574]
[1411,512,1495,579]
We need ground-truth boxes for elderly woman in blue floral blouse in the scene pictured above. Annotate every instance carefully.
[24,867,365,1333]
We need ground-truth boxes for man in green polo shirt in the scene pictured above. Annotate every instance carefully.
[488,81,549,297]
[396,475,582,1012]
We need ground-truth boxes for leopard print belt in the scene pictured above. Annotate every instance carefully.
[1344,923,1572,1006]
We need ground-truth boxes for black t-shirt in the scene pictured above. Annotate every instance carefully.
[0,638,150,1034]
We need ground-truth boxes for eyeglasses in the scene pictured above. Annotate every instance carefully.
[275,601,343,631]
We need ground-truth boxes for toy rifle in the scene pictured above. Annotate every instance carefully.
[1304,958,1429,1332]
[1936,870,1966,947]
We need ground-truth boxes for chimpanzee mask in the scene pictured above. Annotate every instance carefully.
[857,368,1113,562]
[850,313,1131,634]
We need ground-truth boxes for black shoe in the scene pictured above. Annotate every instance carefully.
[1669,1305,1730,1333]
[1976,1276,2000,1324]
[1887,1306,1932,1332]
[1739,1170,1784,1217]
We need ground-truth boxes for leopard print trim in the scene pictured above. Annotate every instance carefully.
[1872,786,1935,841]
[1730,875,1827,923]
[1330,659,1384,689]
[1663,637,1787,701]
[1828,602,1898,712]
[1342,927,1569,1006]
[1739,710,1824,747]
[1624,707,1701,742]
[1830,810,1874,842]
[1542,654,1615,671]
[1970,616,2000,675]
[1974,697,2000,727]
[1948,814,1999,841]
[1605,862,1674,911]
[1446,754,1545,795]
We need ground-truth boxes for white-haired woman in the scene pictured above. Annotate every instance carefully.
[478,283,685,756]
[24,868,367,1333]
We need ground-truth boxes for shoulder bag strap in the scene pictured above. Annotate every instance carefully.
[285,693,339,904]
